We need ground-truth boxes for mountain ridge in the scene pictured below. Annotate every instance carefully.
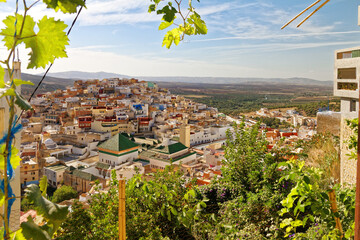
[41,71,332,86]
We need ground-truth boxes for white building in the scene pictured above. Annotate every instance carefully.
[44,164,68,188]
[98,133,140,167]
[334,46,360,185]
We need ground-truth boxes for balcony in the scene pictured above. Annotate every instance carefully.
[337,82,358,91]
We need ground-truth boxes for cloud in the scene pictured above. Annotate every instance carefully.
[192,30,360,42]
[18,46,258,78]
[211,41,360,56]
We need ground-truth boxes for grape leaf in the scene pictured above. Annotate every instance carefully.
[148,4,156,13]
[187,12,207,35]
[0,88,15,97]
[10,146,21,170]
[13,79,34,86]
[0,14,36,50]
[162,28,182,49]
[42,0,86,14]
[10,229,26,240]
[157,4,177,22]
[24,184,68,224]
[15,90,33,110]
[24,16,69,69]
[0,145,21,170]
[159,19,174,30]
[39,176,48,197]
[21,216,51,240]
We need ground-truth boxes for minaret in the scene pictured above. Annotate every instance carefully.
[179,119,190,147]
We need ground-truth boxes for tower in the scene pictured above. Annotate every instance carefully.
[179,125,190,148]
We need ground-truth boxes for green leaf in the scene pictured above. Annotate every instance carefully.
[162,28,182,49]
[13,79,34,86]
[292,220,303,227]
[0,14,36,50]
[320,192,329,201]
[187,12,207,35]
[280,218,292,228]
[170,206,177,215]
[39,176,48,197]
[10,229,26,240]
[42,0,86,14]
[167,209,171,221]
[188,189,196,198]
[0,145,21,171]
[21,216,51,240]
[25,16,69,69]
[303,175,310,184]
[1,88,15,97]
[148,4,156,13]
[10,146,21,170]
[24,184,68,233]
[157,4,177,22]
[15,91,33,110]
[159,19,174,30]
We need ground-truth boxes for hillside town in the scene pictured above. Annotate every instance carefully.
[19,77,317,200]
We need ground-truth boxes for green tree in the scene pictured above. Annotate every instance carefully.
[52,185,78,203]
[55,200,92,240]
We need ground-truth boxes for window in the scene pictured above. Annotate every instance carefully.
[338,68,356,79]
[350,100,357,112]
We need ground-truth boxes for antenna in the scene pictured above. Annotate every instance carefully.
[281,0,330,29]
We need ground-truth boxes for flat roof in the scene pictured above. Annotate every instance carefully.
[45,164,68,172]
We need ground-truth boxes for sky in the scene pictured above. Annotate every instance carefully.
[0,0,359,81]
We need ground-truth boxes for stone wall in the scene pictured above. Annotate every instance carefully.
[316,111,341,136]
[340,116,357,185]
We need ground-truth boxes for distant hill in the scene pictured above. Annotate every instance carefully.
[20,71,332,97]
[21,73,76,97]
[42,71,332,86]
[141,76,332,86]
[44,71,130,80]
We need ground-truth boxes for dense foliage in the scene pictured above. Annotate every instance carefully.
[182,92,339,116]
[255,116,291,129]
[52,185,78,203]
[56,123,357,239]
[296,100,340,117]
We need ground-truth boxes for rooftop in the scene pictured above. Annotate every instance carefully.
[72,169,97,181]
[45,164,68,172]
[153,142,187,155]
[98,133,139,152]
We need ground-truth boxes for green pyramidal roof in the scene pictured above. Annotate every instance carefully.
[154,142,187,154]
[98,133,139,152]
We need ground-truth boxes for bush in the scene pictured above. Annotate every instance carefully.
[52,185,78,203]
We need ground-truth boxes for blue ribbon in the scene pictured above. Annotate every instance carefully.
[0,115,22,234]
